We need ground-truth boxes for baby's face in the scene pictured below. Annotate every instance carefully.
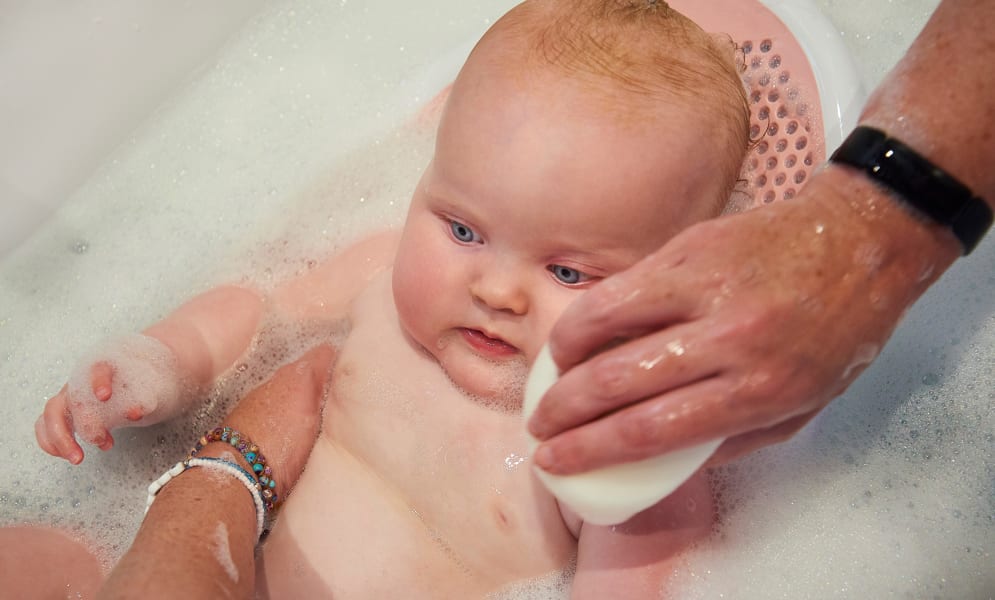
[392,64,725,401]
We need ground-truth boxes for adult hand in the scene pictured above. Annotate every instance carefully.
[527,165,961,474]
[215,344,335,496]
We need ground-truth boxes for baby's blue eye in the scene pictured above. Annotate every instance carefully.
[549,265,584,285]
[450,220,478,243]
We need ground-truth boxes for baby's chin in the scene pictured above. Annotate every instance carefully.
[439,353,530,412]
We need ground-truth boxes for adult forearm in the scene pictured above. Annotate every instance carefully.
[98,460,257,599]
[816,0,994,303]
[860,0,995,201]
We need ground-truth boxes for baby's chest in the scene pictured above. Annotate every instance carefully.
[314,276,575,576]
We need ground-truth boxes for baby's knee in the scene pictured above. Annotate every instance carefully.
[0,526,103,598]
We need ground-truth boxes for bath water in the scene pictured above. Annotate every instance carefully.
[1,0,991,598]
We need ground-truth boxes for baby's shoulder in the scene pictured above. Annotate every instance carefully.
[271,228,400,320]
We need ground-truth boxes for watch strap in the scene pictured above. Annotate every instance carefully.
[829,126,992,254]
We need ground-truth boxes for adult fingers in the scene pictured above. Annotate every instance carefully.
[532,373,815,475]
[528,321,719,441]
[548,248,698,372]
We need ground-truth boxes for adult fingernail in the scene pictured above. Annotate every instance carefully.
[96,386,111,401]
[534,445,555,471]
[69,451,83,465]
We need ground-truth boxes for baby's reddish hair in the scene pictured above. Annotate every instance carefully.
[478,0,750,210]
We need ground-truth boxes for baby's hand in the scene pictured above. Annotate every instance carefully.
[35,335,191,464]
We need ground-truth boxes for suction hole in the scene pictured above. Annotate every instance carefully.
[755,175,767,187]
[775,172,786,186]
[751,56,763,69]
[768,90,780,103]
[768,55,781,69]
[784,188,796,200]
[766,157,778,170]
[763,190,776,203]
[760,39,772,53]
[768,122,779,135]
[786,120,798,135]
[795,136,808,150]
[758,106,770,121]
[777,105,788,119]
[759,73,771,87]
[750,90,762,104]
[778,71,790,84]
[750,124,761,138]
[785,154,797,168]
[775,138,788,152]
[804,153,814,166]
[794,170,807,184]
[757,141,769,154]
[742,40,753,54]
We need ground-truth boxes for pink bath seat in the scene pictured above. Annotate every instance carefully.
[669,0,829,210]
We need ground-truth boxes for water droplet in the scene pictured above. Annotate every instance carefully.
[504,453,526,470]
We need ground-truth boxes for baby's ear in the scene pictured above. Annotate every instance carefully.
[708,32,746,73]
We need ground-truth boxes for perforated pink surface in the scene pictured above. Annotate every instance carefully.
[668,0,826,211]
[423,0,828,212]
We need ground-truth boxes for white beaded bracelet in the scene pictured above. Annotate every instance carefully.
[146,457,266,540]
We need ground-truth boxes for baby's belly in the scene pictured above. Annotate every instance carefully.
[255,434,576,599]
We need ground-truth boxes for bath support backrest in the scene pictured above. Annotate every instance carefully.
[669,0,865,211]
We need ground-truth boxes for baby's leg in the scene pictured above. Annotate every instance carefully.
[571,470,715,599]
[0,525,103,598]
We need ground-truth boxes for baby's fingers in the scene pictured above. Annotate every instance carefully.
[90,362,114,402]
[36,388,84,464]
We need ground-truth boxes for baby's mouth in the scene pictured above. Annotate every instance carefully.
[460,328,520,357]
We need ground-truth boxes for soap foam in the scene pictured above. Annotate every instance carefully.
[0,0,462,571]
[3,0,992,598]
[213,522,240,583]
[66,334,190,444]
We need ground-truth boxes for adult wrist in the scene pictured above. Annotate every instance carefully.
[829,126,992,254]
[806,164,960,295]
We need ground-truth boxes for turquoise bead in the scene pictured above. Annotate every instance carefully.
[253,463,264,473]
[245,452,257,462]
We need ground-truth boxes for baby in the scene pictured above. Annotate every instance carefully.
[36,0,749,597]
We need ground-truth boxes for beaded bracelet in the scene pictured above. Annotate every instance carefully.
[146,457,266,540]
[190,426,280,510]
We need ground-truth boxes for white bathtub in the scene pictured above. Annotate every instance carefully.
[1,1,991,597]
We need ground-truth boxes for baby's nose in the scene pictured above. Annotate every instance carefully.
[470,272,529,315]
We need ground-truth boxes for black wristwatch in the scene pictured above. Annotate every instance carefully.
[829,126,992,254]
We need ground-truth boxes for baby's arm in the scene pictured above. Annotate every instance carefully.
[36,229,399,464]
[36,284,266,463]
[569,471,714,600]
